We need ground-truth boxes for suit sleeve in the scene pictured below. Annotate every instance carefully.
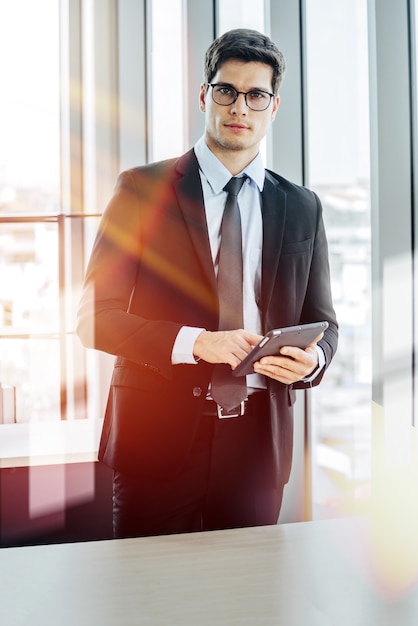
[76,170,182,380]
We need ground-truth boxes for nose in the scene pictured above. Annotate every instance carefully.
[230,92,248,115]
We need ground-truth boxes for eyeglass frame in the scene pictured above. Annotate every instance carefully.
[208,83,276,111]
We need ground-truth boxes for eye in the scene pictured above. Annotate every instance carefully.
[217,86,234,96]
[248,90,269,100]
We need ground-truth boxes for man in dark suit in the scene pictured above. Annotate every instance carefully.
[77,28,338,538]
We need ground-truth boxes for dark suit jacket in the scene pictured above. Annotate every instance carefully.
[77,149,338,483]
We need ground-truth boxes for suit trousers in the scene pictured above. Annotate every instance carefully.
[112,391,285,538]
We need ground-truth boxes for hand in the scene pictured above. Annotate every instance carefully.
[193,329,262,369]
[253,333,323,384]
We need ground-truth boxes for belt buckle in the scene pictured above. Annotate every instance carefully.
[216,400,246,419]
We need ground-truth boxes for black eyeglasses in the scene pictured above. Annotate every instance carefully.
[208,83,275,111]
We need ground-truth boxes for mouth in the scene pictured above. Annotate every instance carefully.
[224,123,250,132]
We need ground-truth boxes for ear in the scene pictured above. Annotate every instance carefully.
[199,83,207,112]
[271,95,280,122]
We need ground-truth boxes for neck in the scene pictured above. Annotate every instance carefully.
[204,135,259,175]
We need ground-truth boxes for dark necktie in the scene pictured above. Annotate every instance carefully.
[211,176,248,412]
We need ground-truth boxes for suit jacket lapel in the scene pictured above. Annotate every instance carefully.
[261,171,287,316]
[173,150,217,291]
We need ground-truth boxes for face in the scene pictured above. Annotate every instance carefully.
[199,59,280,165]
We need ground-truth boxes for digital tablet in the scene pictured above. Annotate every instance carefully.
[232,321,329,377]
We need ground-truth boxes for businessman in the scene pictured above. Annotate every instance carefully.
[77,28,338,538]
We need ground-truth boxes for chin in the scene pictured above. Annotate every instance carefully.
[219,136,250,151]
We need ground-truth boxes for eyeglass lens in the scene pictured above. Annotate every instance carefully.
[211,85,272,111]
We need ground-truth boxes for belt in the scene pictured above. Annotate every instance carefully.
[202,390,268,419]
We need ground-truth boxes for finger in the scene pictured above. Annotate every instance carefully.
[254,362,298,384]
[255,353,311,378]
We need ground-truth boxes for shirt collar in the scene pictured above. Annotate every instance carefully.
[194,136,265,194]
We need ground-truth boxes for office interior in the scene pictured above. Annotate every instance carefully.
[0,0,417,554]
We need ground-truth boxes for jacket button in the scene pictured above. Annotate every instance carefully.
[192,387,202,397]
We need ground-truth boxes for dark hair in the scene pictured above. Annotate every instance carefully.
[204,28,286,94]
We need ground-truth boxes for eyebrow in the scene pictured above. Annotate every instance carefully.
[215,82,271,93]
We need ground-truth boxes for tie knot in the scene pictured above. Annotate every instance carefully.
[224,176,246,197]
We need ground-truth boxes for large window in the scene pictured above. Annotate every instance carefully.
[0,1,61,424]
[305,0,372,518]
[1,0,416,548]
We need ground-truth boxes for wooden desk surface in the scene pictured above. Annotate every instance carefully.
[1,518,418,625]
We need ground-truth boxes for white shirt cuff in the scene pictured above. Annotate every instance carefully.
[302,345,325,383]
[172,327,205,364]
